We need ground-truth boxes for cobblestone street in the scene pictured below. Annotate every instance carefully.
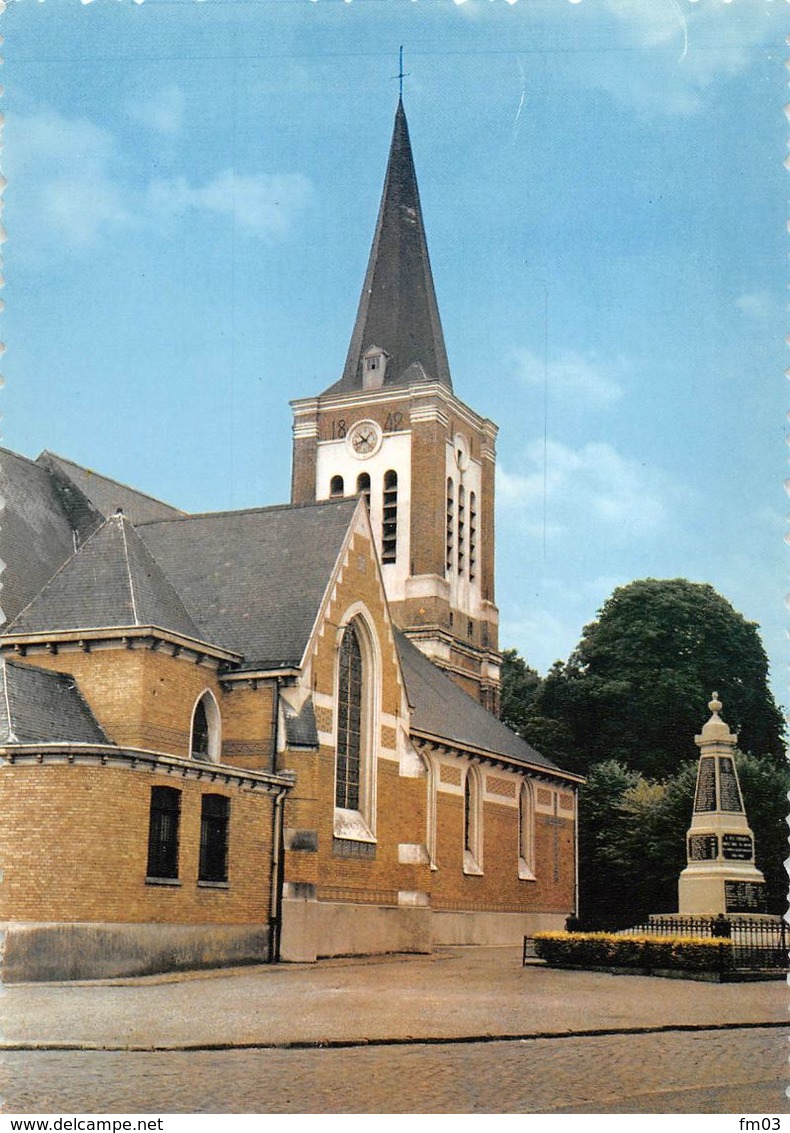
[3,1027,787,1114]
[2,948,786,1114]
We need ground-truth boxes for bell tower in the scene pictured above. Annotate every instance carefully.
[291,100,501,709]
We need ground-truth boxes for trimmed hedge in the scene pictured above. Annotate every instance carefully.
[533,931,732,973]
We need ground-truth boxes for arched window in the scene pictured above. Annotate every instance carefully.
[445,478,454,574]
[191,692,220,763]
[382,470,397,563]
[330,474,344,498]
[336,624,364,811]
[469,491,477,581]
[519,781,536,880]
[357,472,371,505]
[463,765,483,874]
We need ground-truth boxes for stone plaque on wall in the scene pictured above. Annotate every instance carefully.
[688,834,718,861]
[694,757,716,812]
[722,833,753,861]
[724,880,766,913]
[718,757,743,812]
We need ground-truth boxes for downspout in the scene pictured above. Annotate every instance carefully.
[269,784,287,964]
[268,677,285,963]
[574,786,580,919]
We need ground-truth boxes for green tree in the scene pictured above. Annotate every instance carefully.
[526,579,785,779]
[735,752,790,915]
[499,649,541,737]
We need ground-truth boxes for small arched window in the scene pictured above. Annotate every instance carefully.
[357,472,371,505]
[382,470,397,563]
[191,692,220,763]
[330,475,345,498]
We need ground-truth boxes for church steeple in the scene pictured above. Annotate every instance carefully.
[327,99,452,395]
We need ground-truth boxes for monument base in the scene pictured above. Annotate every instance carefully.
[678,864,766,916]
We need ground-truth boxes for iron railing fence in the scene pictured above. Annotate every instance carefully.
[523,915,787,972]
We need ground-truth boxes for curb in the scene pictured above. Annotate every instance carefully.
[2,1019,786,1053]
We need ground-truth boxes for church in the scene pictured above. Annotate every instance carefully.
[0,100,582,982]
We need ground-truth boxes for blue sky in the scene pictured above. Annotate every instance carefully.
[3,0,786,704]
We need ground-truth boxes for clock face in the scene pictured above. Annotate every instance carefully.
[347,420,382,459]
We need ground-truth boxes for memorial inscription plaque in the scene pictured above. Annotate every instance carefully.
[718,757,743,812]
[722,833,753,861]
[725,880,766,913]
[694,757,716,811]
[688,833,718,861]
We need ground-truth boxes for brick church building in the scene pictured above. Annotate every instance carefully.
[0,101,581,981]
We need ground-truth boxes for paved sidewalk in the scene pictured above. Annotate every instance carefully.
[1,946,785,1051]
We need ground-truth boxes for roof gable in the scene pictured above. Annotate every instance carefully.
[138,498,360,670]
[6,513,202,641]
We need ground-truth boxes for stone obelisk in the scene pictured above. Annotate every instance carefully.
[678,693,766,915]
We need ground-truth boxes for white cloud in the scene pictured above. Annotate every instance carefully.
[498,438,684,541]
[145,170,314,240]
[735,290,778,322]
[5,110,130,251]
[574,0,778,117]
[509,347,625,407]
[126,86,186,135]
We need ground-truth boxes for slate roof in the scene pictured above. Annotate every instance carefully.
[326,100,452,395]
[0,448,80,626]
[36,452,184,526]
[7,514,203,641]
[0,658,109,745]
[138,499,360,670]
[396,631,565,775]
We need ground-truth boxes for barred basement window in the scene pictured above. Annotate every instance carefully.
[199,794,230,883]
[445,478,454,574]
[147,786,181,880]
[330,475,344,498]
[469,491,477,581]
[336,624,364,811]
[457,484,466,575]
[382,470,398,563]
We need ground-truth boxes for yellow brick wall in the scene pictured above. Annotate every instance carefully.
[0,761,274,924]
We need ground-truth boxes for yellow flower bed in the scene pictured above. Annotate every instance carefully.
[533,931,732,972]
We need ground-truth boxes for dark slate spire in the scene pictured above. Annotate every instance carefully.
[328,100,452,394]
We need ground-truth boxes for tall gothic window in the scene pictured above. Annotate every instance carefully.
[457,485,466,576]
[147,786,181,880]
[519,781,536,880]
[199,794,230,883]
[336,624,364,811]
[382,470,398,563]
[463,765,483,873]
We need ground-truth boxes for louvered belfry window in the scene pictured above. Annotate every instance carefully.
[199,794,230,883]
[336,624,363,810]
[147,786,181,879]
[381,470,398,563]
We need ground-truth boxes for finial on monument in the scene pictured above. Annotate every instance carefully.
[709,691,722,715]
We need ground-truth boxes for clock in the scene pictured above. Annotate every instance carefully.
[347,420,382,459]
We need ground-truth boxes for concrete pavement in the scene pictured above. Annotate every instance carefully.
[1,946,785,1051]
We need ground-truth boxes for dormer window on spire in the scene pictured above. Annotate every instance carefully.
[362,346,389,389]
